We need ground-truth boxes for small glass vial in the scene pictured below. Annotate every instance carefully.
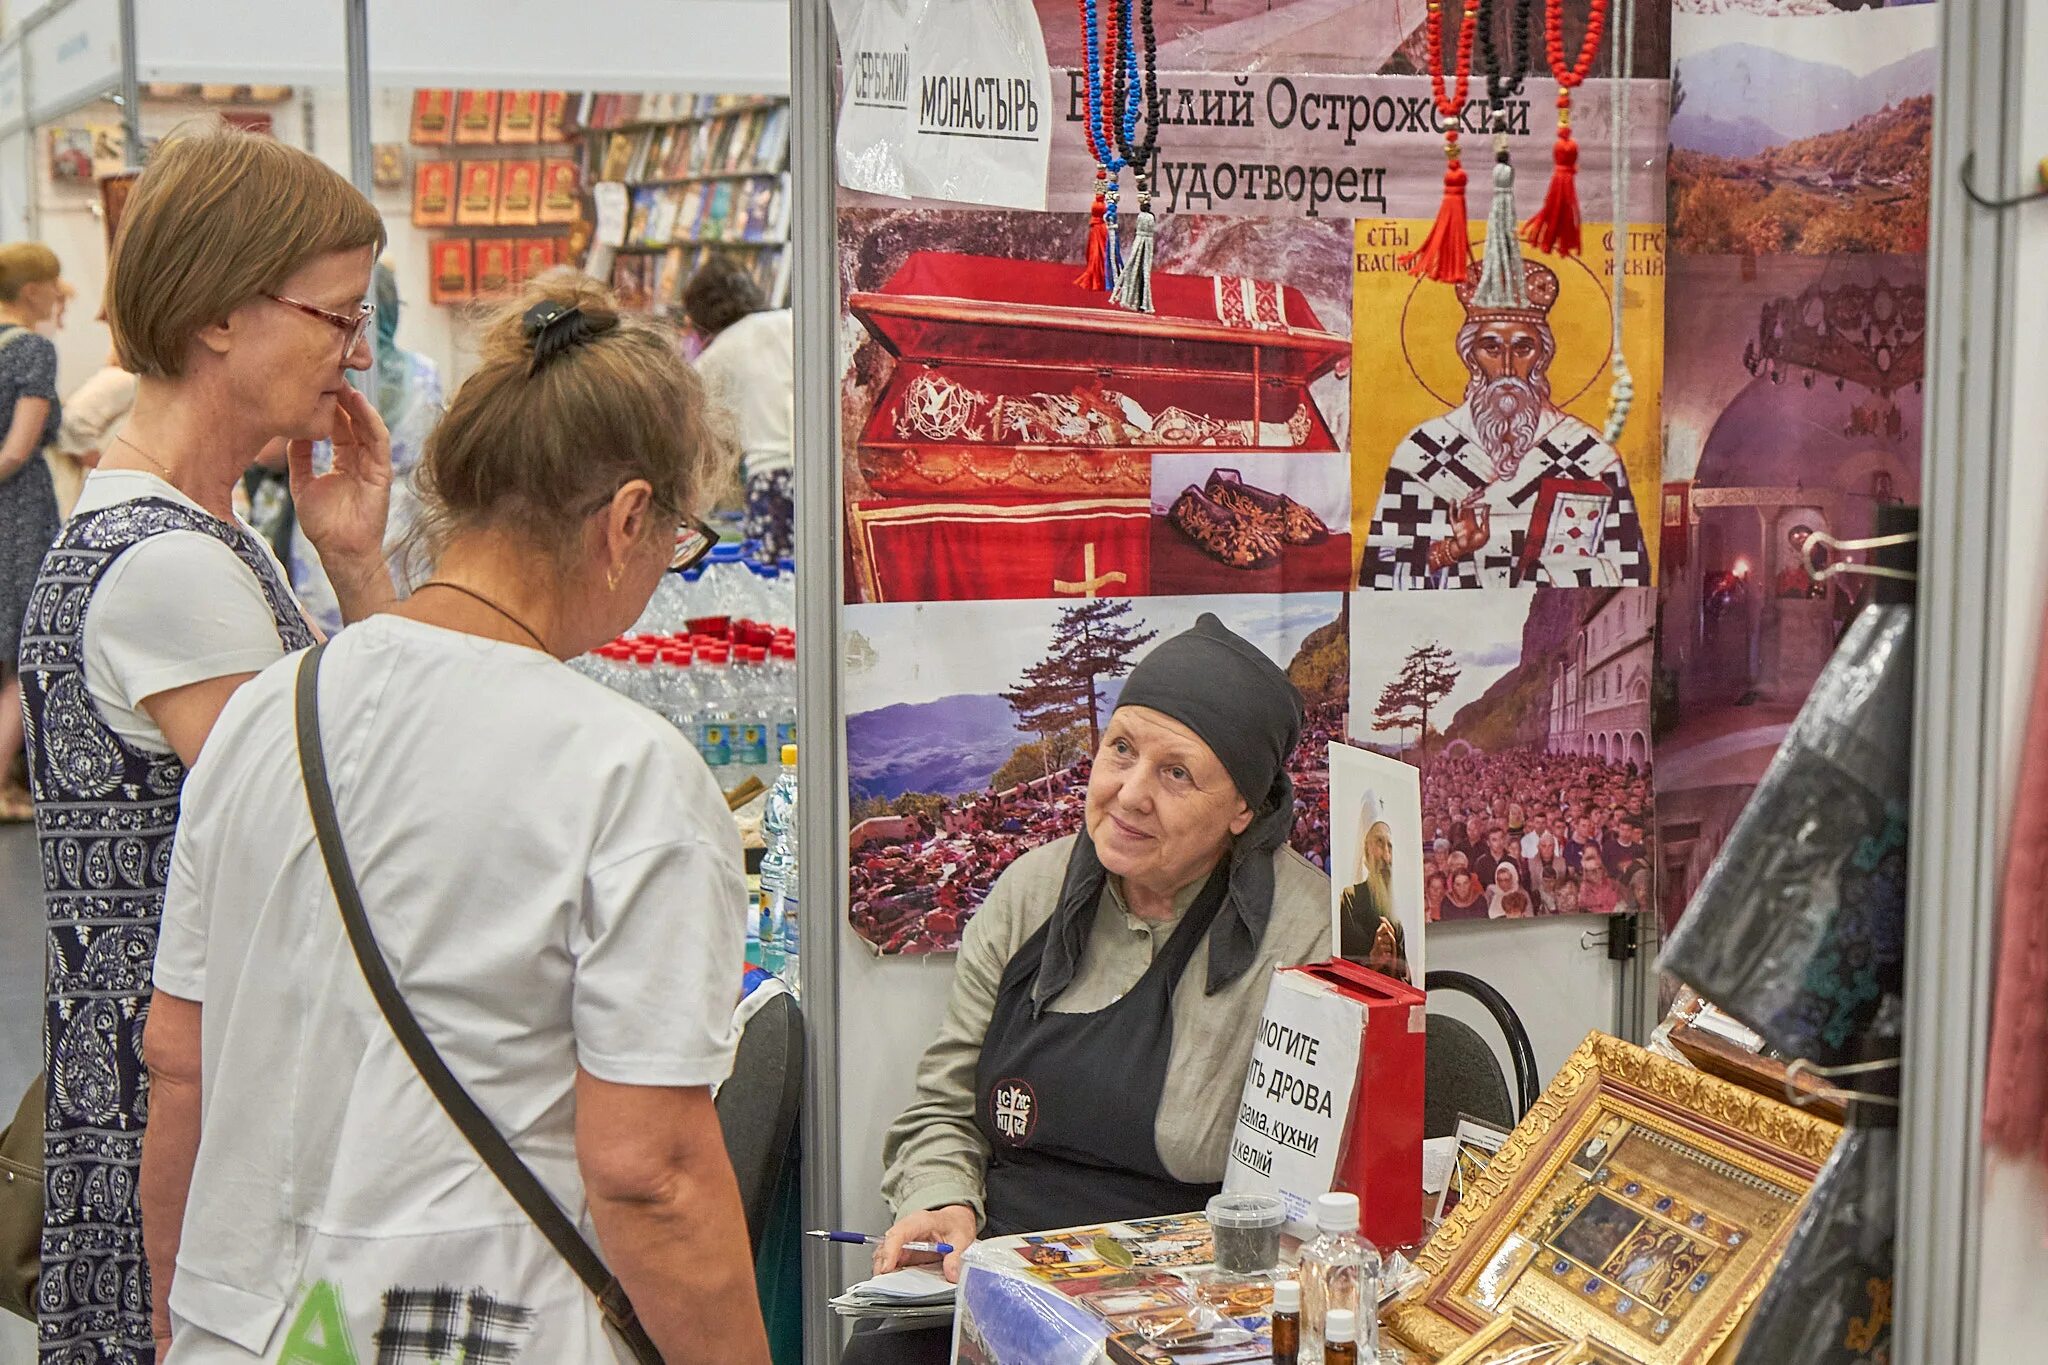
[1323,1308,1358,1365]
[1271,1279,1301,1365]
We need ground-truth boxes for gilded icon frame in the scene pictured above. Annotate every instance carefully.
[1385,1034,1841,1364]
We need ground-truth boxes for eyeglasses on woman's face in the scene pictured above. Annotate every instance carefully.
[265,293,375,360]
[580,490,720,576]
[668,515,720,574]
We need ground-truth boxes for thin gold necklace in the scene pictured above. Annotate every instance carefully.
[112,433,177,482]
[416,579,551,654]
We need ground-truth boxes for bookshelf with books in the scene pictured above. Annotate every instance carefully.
[409,88,579,307]
[569,90,792,314]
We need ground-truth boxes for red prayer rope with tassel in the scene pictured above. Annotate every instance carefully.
[1523,0,1609,257]
[1401,0,1483,282]
[1074,0,1112,289]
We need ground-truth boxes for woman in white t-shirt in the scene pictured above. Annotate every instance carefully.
[140,276,768,1365]
[20,126,392,1365]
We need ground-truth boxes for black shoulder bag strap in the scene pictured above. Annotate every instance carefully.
[293,643,662,1364]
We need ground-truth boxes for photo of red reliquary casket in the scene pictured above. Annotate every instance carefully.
[847,251,1349,603]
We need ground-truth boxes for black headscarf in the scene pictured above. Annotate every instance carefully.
[1031,614,1305,1014]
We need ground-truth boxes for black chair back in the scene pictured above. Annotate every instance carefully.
[714,989,806,1253]
[1423,969,1542,1126]
[1424,1014,1514,1138]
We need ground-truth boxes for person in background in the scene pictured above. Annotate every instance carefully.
[0,243,66,820]
[847,616,1330,1365]
[684,257,792,563]
[20,124,393,1365]
[49,344,140,513]
[285,260,443,633]
[140,277,767,1365]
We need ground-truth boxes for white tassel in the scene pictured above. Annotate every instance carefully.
[1112,208,1156,313]
[1474,151,1528,310]
[1604,361,1634,446]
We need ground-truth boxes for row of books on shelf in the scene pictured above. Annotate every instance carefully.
[411,90,574,146]
[594,104,790,184]
[625,176,788,249]
[611,244,790,316]
[580,92,778,130]
[414,158,582,228]
[428,237,574,306]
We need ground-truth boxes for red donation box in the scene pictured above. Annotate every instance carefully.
[1223,959,1426,1252]
[846,251,1348,602]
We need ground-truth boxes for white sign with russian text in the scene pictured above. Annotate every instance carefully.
[1223,969,1365,1242]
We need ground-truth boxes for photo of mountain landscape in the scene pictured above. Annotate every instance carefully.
[1668,6,1935,253]
[841,593,1347,953]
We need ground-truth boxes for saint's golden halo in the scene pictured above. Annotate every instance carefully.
[1398,238,1614,411]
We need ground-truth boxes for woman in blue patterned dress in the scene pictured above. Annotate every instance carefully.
[19,124,392,1365]
[0,243,68,821]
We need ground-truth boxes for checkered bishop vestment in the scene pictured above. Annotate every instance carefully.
[1362,404,1650,591]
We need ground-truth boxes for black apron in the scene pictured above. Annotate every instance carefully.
[973,866,1230,1236]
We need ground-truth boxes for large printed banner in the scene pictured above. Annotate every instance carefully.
[1654,1,1933,939]
[833,1,1675,955]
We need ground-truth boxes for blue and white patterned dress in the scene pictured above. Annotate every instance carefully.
[19,497,315,1365]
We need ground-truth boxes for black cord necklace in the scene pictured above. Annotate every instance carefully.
[1110,0,1161,206]
[1479,0,1535,117]
[1107,0,1162,311]
[416,579,551,654]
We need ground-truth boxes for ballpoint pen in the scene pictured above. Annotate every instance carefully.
[806,1229,956,1256]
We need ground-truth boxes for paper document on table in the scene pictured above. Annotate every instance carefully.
[830,1265,957,1320]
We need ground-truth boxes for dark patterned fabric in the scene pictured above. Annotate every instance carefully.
[20,496,314,1364]
[0,326,62,664]
[374,1286,536,1365]
[744,467,794,565]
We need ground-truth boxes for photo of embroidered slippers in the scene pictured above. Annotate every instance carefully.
[1168,483,1283,569]
[1204,467,1333,547]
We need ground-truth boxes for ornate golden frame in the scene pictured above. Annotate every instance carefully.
[1385,1033,1841,1363]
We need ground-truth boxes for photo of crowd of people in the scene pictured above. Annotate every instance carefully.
[1418,748,1653,921]
[1350,587,1656,922]
[845,594,1348,953]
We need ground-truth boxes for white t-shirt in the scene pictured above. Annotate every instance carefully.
[694,309,793,480]
[72,469,304,752]
[154,616,747,1364]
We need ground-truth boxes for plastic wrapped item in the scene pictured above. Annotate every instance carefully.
[1731,1108,1897,1365]
[1660,606,1913,1068]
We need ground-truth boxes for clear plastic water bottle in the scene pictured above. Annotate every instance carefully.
[695,644,735,771]
[701,544,751,620]
[656,642,699,734]
[758,746,798,973]
[628,643,661,713]
[777,877,800,996]
[774,557,796,625]
[1298,1193,1380,1360]
[732,646,772,777]
[769,641,798,752]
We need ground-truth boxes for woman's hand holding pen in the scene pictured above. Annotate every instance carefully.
[874,1204,978,1284]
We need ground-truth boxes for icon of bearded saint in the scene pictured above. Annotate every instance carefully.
[1362,257,1650,591]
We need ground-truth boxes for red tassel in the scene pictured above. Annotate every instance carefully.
[1522,134,1583,257]
[1076,191,1108,290]
[1401,160,1472,283]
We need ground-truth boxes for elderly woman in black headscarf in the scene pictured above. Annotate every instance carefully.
[848,616,1331,1359]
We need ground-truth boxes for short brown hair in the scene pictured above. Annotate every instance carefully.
[0,243,60,301]
[682,256,764,335]
[107,121,385,378]
[416,274,735,566]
